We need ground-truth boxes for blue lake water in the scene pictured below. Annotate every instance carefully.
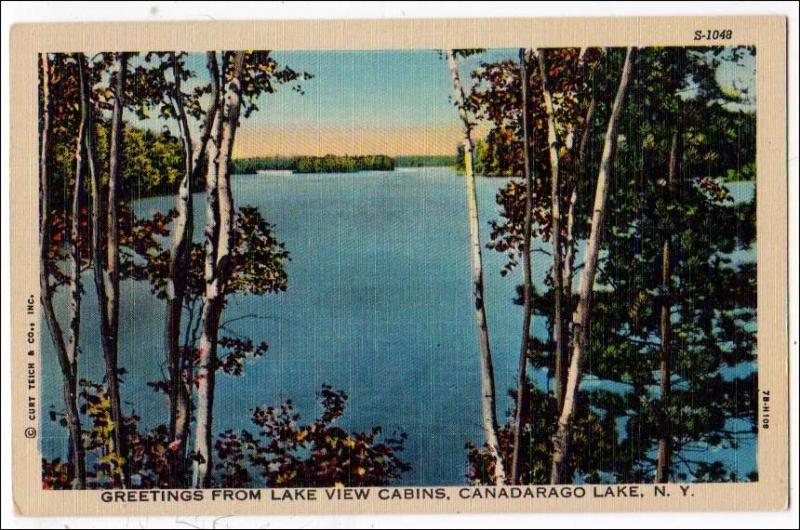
[40,168,756,485]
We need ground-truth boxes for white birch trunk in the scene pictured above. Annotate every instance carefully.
[550,47,636,484]
[537,49,567,409]
[192,51,245,489]
[510,47,535,485]
[166,52,221,486]
[40,53,87,488]
[446,50,506,485]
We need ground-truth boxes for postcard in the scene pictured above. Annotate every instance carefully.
[9,16,788,515]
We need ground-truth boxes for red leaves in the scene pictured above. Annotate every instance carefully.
[698,177,734,203]
[214,385,410,488]
[41,458,73,489]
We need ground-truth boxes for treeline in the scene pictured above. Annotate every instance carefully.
[395,154,456,167]
[39,51,409,490]
[295,154,395,173]
[231,154,457,174]
[46,120,185,205]
[230,156,296,173]
[447,46,757,486]
[231,154,394,174]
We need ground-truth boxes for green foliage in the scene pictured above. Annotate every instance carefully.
[128,205,289,302]
[231,154,397,174]
[474,46,757,483]
[395,155,457,167]
[467,384,620,484]
[43,380,173,489]
[47,120,185,207]
[294,154,395,173]
[231,156,297,173]
[455,140,505,176]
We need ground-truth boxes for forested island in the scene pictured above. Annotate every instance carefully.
[295,154,395,173]
[231,154,457,174]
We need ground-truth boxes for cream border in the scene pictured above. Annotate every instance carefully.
[9,16,788,516]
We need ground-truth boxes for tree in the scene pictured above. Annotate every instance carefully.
[216,386,410,487]
[191,50,241,488]
[109,51,129,484]
[471,48,606,484]
[39,52,87,489]
[446,49,507,485]
[160,51,221,485]
[550,47,635,484]
[656,127,679,482]
[537,48,567,409]
[191,50,310,488]
[595,46,757,483]
[510,47,536,485]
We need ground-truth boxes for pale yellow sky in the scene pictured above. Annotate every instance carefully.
[233,123,476,158]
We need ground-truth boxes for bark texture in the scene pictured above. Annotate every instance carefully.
[550,48,636,484]
[192,51,245,489]
[85,52,129,486]
[165,51,221,486]
[446,49,507,485]
[39,53,87,489]
[537,49,567,409]
[510,47,535,485]
[656,127,679,483]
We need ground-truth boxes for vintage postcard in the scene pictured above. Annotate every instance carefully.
[9,16,788,516]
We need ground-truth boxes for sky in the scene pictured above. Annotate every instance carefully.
[136,47,755,159]
[234,49,515,158]
[176,49,515,158]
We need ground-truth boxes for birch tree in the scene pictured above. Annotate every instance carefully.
[83,52,129,486]
[446,49,506,485]
[192,50,246,488]
[550,47,636,484]
[536,49,568,408]
[561,49,603,355]
[510,47,535,485]
[164,51,221,485]
[39,53,87,489]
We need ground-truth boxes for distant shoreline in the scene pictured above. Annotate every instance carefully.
[232,154,457,174]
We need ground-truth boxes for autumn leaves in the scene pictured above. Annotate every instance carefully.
[448,47,635,485]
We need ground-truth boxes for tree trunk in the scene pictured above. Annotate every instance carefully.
[446,49,506,485]
[656,128,679,483]
[561,89,597,363]
[191,105,221,489]
[84,52,128,487]
[510,48,535,485]
[165,51,220,486]
[550,47,636,484]
[562,49,602,343]
[39,53,86,489]
[68,55,87,416]
[537,49,567,409]
[192,51,245,489]
[108,52,128,484]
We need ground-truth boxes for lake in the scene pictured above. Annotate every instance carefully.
[40,167,756,485]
